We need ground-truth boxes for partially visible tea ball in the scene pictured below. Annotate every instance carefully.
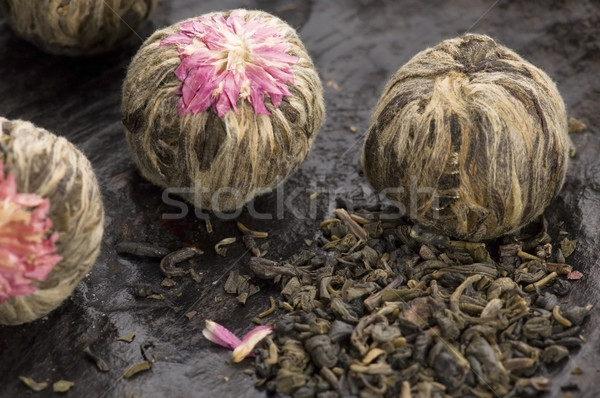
[0,118,104,325]
[362,34,570,241]
[0,0,158,56]
[122,9,324,212]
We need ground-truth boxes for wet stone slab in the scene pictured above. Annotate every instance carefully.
[0,1,599,397]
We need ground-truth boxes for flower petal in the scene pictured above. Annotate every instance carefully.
[567,270,583,280]
[0,160,61,302]
[231,325,273,363]
[202,320,242,350]
[161,10,298,118]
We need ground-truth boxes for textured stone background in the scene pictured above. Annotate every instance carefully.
[0,1,598,397]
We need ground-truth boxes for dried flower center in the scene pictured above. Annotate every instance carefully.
[160,10,299,118]
[0,161,61,302]
[222,38,250,70]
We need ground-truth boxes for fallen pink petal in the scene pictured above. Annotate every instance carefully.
[232,325,273,363]
[567,270,584,280]
[0,161,61,303]
[160,10,298,118]
[202,319,272,362]
[202,319,242,350]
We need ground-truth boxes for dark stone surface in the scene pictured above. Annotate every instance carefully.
[0,1,598,397]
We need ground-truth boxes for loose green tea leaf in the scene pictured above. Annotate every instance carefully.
[118,332,136,343]
[52,380,74,393]
[19,376,48,392]
[246,203,588,397]
[83,346,110,372]
[123,361,151,379]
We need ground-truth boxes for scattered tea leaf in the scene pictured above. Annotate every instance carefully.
[553,305,573,327]
[185,311,197,320]
[161,278,176,287]
[568,116,587,133]
[224,270,259,302]
[215,237,236,257]
[560,238,577,258]
[243,234,262,257]
[237,292,249,304]
[140,341,156,363]
[188,269,203,283]
[123,361,151,379]
[115,242,170,258]
[204,218,213,234]
[237,222,269,238]
[19,376,48,392]
[160,247,203,276]
[124,390,141,398]
[546,262,573,275]
[258,296,276,319]
[333,208,368,241]
[524,271,558,292]
[83,346,110,372]
[132,283,160,298]
[118,332,136,343]
[53,380,74,393]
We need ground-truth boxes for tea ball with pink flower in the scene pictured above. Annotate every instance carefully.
[0,118,104,325]
[0,0,158,56]
[122,9,325,212]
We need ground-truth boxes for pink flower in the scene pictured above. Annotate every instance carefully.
[202,319,273,362]
[0,161,61,303]
[567,270,583,280]
[160,10,298,118]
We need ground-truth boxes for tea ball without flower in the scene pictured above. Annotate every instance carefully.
[0,118,104,325]
[362,34,570,241]
[0,0,158,56]
[122,9,324,212]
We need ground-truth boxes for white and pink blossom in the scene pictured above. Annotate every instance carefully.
[0,161,61,302]
[160,10,298,118]
[202,319,273,362]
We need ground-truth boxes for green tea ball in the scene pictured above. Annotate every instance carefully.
[0,118,104,325]
[122,9,324,212]
[362,34,570,241]
[0,0,158,56]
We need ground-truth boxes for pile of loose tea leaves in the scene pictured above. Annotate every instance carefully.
[243,200,590,397]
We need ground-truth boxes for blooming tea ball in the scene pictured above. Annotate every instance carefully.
[122,9,324,212]
[0,118,104,325]
[0,0,158,56]
[362,34,570,241]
